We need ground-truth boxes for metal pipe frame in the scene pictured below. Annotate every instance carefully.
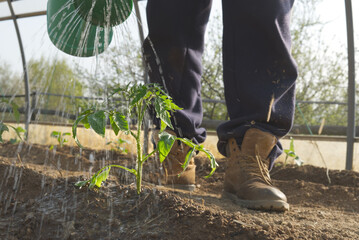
[0,10,46,22]
[344,0,356,170]
[6,0,30,139]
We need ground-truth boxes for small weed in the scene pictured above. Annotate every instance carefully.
[49,131,71,150]
[0,122,26,144]
[284,137,303,166]
[106,138,129,154]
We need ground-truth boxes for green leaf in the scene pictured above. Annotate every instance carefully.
[289,137,295,152]
[157,131,176,163]
[94,167,111,188]
[87,164,137,189]
[62,132,71,136]
[11,126,26,140]
[181,148,195,172]
[79,108,95,116]
[202,148,218,168]
[110,86,126,96]
[205,168,216,179]
[130,85,147,106]
[177,137,196,149]
[113,113,129,133]
[160,119,167,132]
[0,122,9,143]
[109,114,120,135]
[161,96,182,112]
[154,98,173,130]
[287,151,296,157]
[72,114,87,148]
[15,127,26,133]
[88,111,107,137]
[143,90,153,100]
[72,109,94,145]
[110,164,137,176]
[81,116,91,129]
[170,102,182,111]
[118,139,128,144]
[51,131,60,138]
[198,146,218,179]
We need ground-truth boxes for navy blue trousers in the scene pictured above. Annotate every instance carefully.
[143,0,298,167]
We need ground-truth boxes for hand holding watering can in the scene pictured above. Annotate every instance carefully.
[47,0,133,57]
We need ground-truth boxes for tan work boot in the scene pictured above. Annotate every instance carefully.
[146,130,196,191]
[224,128,289,211]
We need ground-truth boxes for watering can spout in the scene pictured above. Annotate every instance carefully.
[73,0,133,27]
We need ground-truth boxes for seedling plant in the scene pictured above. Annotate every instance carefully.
[284,137,303,166]
[106,138,129,154]
[73,83,217,194]
[0,100,26,143]
[49,131,71,150]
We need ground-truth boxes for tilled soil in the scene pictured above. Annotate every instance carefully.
[0,142,358,240]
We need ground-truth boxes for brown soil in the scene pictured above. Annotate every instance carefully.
[0,142,358,240]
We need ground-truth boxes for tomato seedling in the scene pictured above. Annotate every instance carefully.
[73,83,217,194]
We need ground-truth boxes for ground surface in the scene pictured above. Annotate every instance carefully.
[0,142,358,240]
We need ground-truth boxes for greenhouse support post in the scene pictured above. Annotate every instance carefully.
[345,0,356,170]
[6,0,31,139]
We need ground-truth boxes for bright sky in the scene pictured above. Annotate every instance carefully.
[0,0,358,74]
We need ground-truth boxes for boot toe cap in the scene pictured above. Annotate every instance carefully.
[238,181,287,201]
[227,181,289,211]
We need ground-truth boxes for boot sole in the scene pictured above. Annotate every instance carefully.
[223,192,289,212]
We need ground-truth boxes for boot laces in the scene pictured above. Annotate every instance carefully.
[241,144,272,186]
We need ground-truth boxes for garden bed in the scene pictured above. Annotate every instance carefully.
[1,142,358,239]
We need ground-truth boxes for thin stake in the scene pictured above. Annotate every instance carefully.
[318,118,326,135]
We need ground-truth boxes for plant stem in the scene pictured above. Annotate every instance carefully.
[136,101,144,194]
[136,155,142,194]
[142,149,157,162]
[136,135,143,194]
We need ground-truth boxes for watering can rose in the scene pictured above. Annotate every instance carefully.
[73,0,133,27]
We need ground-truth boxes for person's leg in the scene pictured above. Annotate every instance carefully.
[143,0,213,144]
[143,0,212,189]
[218,0,298,168]
[220,0,297,211]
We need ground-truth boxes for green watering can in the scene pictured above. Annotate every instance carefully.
[47,0,117,57]
[73,0,133,27]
